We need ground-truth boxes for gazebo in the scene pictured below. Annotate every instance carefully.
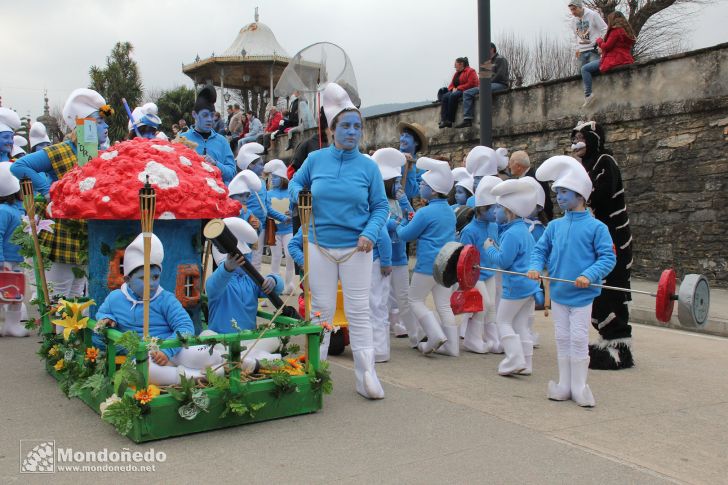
[182,8,290,117]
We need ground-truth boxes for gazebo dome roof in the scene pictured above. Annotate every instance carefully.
[222,21,289,59]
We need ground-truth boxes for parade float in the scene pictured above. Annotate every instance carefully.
[22,138,330,442]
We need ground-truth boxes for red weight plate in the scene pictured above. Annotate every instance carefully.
[450,288,484,315]
[457,244,481,291]
[655,268,676,323]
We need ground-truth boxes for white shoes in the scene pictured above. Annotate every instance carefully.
[373,323,391,363]
[484,322,503,353]
[547,357,571,401]
[497,334,526,376]
[570,358,596,407]
[517,340,534,375]
[463,318,488,354]
[353,349,384,399]
[436,325,460,356]
[582,94,596,108]
[416,312,447,355]
[1,310,30,337]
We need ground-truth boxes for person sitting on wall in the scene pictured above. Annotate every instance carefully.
[438,57,479,129]
[454,43,509,129]
[237,111,264,150]
[261,105,283,154]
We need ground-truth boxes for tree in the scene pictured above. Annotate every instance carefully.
[496,32,532,88]
[496,32,579,86]
[89,42,143,142]
[154,86,195,133]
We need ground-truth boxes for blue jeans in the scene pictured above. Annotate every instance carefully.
[462,83,507,120]
[440,89,463,123]
[581,60,601,96]
[237,134,261,149]
[579,50,600,67]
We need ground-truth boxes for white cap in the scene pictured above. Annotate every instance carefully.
[11,135,27,157]
[474,175,502,207]
[452,167,474,194]
[212,217,259,265]
[62,88,106,130]
[491,178,538,218]
[236,142,264,170]
[29,122,51,148]
[123,233,164,277]
[0,108,21,133]
[465,146,497,177]
[128,103,162,131]
[0,161,20,196]
[536,155,593,201]
[263,159,288,180]
[229,169,262,196]
[372,147,406,181]
[495,147,509,171]
[522,176,546,208]
[417,157,454,195]
[568,0,584,7]
[322,82,357,128]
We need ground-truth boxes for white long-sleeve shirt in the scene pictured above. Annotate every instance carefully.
[572,7,608,52]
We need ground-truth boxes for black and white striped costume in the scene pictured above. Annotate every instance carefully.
[574,122,634,370]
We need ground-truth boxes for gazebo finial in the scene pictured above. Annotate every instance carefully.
[254,6,259,22]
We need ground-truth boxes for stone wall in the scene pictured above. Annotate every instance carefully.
[271,43,728,286]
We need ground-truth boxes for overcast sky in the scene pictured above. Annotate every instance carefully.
[4,0,727,119]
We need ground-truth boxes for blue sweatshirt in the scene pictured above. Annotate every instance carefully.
[466,195,476,208]
[266,187,292,234]
[10,141,72,196]
[206,263,283,333]
[388,196,413,267]
[180,129,236,185]
[289,145,389,248]
[484,219,540,299]
[458,218,498,281]
[402,163,424,200]
[395,198,455,275]
[94,286,194,358]
[529,210,616,307]
[373,225,392,266]
[0,202,23,263]
[288,228,304,267]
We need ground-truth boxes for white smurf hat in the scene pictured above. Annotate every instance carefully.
[29,122,51,148]
[123,233,164,277]
[0,108,21,133]
[11,135,27,157]
[0,161,20,196]
[236,142,264,170]
[451,167,474,194]
[536,155,593,201]
[128,103,162,131]
[491,178,538,218]
[263,159,288,180]
[212,217,259,265]
[372,147,406,181]
[521,176,546,208]
[322,82,357,129]
[229,169,262,196]
[495,147,509,171]
[474,175,502,207]
[465,145,497,177]
[417,157,454,195]
[62,88,106,130]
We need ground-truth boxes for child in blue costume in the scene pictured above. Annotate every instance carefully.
[263,159,295,294]
[450,167,474,210]
[0,163,29,337]
[522,176,549,346]
[529,156,616,407]
[94,234,222,386]
[0,108,21,163]
[179,85,236,185]
[458,175,503,354]
[464,145,497,208]
[390,157,456,356]
[482,178,541,376]
[228,169,263,234]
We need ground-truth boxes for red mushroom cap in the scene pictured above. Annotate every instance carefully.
[50,138,241,220]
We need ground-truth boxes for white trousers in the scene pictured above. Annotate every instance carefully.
[308,243,373,359]
[473,278,497,324]
[388,265,419,326]
[270,232,295,290]
[251,229,266,271]
[370,260,391,359]
[496,297,534,340]
[551,301,592,360]
[46,262,86,299]
[1,262,27,329]
[408,272,455,327]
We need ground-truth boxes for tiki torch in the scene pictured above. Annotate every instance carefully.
[297,189,313,321]
[20,178,51,311]
[139,176,156,338]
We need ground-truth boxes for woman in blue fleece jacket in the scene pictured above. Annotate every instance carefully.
[288,83,389,400]
[528,156,616,408]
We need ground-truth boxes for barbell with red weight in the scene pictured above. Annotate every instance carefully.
[433,242,711,328]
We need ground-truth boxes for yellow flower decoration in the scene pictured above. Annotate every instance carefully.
[85,347,100,363]
[133,385,161,405]
[48,345,61,357]
[54,360,64,371]
[52,299,95,341]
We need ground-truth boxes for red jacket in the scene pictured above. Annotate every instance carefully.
[448,66,479,92]
[597,27,635,73]
[265,111,283,133]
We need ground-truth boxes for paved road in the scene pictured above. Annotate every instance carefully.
[1,315,726,484]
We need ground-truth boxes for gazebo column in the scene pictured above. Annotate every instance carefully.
[219,67,225,116]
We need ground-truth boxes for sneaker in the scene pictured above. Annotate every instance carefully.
[582,94,595,108]
[454,119,472,128]
[438,121,452,129]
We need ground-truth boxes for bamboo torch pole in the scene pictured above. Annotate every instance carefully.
[20,178,51,315]
[139,177,156,339]
[297,190,312,322]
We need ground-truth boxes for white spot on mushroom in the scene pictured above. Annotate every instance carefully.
[100,150,118,160]
[160,211,176,220]
[201,162,215,172]
[101,196,111,203]
[79,177,96,192]
[206,178,225,194]
[152,144,175,153]
[179,156,192,166]
[138,161,179,189]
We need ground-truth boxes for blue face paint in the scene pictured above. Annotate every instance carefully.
[231,193,250,205]
[127,266,161,297]
[454,186,469,206]
[419,180,434,200]
[392,176,402,196]
[89,112,109,145]
[248,158,264,176]
[0,132,13,157]
[271,175,282,188]
[556,187,581,211]
[495,204,508,224]
[33,141,51,152]
[473,176,483,191]
[334,111,362,151]
[477,204,497,223]
[193,109,215,133]
[399,132,415,155]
